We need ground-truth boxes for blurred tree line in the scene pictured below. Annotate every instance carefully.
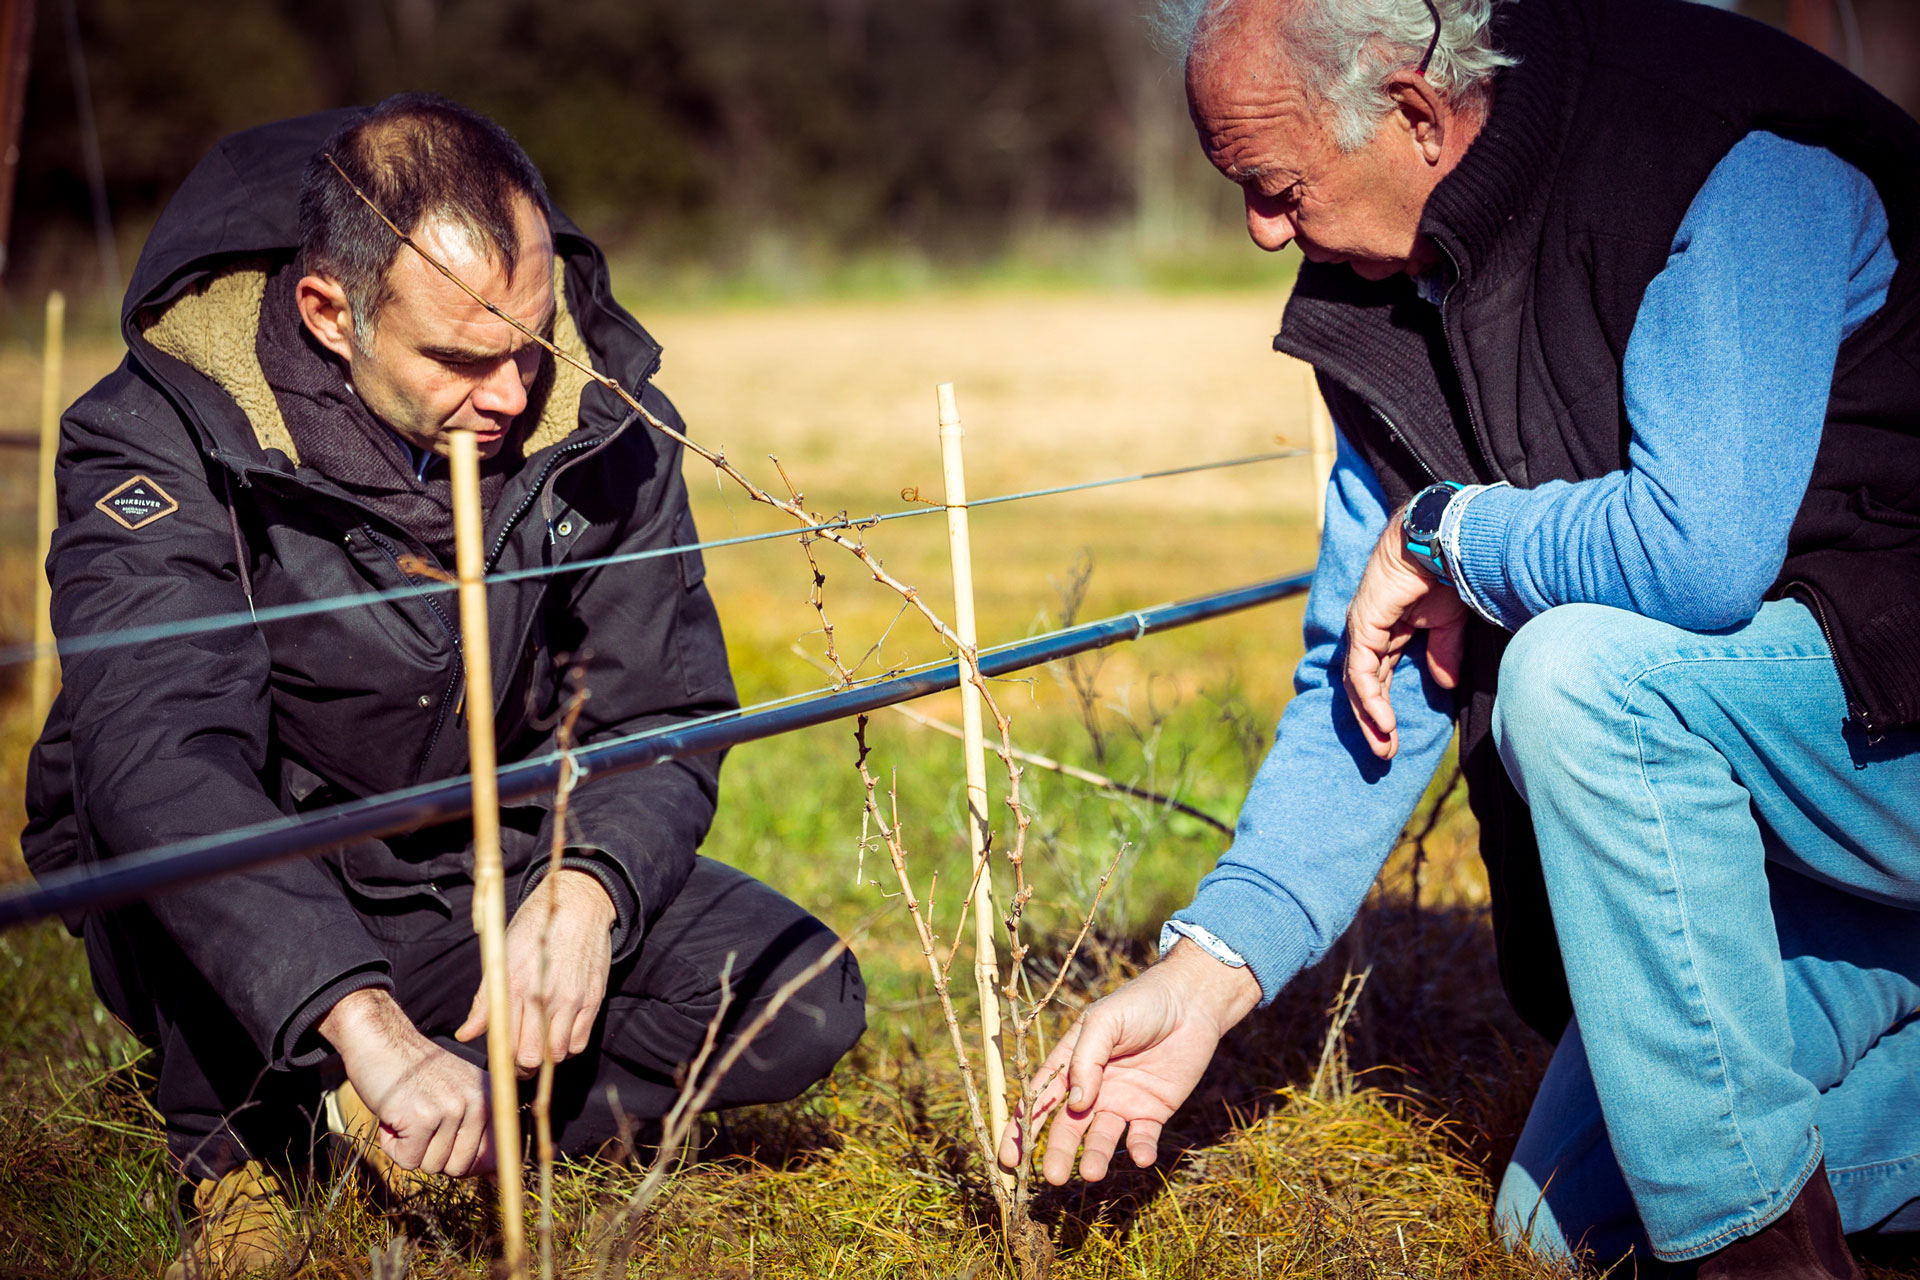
[10,0,1920,302]
[13,0,1221,294]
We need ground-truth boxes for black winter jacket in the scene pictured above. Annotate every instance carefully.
[21,110,738,1067]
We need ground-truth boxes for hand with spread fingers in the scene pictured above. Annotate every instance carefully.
[1342,505,1468,761]
[456,868,615,1078]
[999,939,1262,1184]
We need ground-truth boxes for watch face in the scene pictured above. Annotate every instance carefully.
[1407,485,1454,538]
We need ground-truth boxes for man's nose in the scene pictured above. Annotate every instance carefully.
[472,357,529,420]
[1244,191,1296,253]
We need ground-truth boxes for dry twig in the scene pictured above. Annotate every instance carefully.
[533,674,589,1280]
[852,716,1009,1219]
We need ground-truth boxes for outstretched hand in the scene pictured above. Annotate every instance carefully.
[456,868,615,1078]
[1342,506,1468,760]
[1000,939,1261,1184]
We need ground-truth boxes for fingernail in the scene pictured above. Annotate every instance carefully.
[1067,1086,1083,1108]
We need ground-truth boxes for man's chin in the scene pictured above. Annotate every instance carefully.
[1347,258,1410,282]
[1299,247,1407,281]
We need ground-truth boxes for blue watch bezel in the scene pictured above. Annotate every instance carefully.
[1402,481,1463,582]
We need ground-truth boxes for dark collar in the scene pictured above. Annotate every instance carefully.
[1418,0,1594,297]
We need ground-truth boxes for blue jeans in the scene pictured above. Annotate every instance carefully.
[1485,600,1920,1265]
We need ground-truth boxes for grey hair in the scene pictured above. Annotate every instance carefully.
[1156,0,1517,152]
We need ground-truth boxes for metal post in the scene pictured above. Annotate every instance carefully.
[0,572,1314,931]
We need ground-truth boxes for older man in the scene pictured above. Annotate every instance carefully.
[25,94,865,1275]
[1006,1,1920,1275]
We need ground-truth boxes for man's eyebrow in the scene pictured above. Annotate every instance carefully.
[423,306,557,363]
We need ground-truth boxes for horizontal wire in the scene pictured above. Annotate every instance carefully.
[0,570,1313,929]
[0,446,1306,668]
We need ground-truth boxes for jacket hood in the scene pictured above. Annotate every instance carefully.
[123,108,655,468]
[125,109,364,328]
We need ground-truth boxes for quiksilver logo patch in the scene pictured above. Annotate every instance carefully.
[96,475,180,530]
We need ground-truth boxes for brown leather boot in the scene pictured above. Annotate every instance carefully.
[1696,1160,1864,1280]
[162,1161,297,1280]
[324,1081,479,1209]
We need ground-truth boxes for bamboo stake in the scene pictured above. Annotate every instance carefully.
[449,428,527,1278]
[936,383,1013,1180]
[33,291,65,728]
[1306,365,1335,536]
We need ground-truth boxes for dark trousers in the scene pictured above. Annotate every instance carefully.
[86,857,866,1180]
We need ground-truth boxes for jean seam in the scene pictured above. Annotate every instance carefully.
[1613,652,1829,1257]
[1828,1151,1920,1180]
[1656,1135,1825,1262]
[1621,672,1769,1209]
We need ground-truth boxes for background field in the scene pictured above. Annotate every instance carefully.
[0,275,1914,1279]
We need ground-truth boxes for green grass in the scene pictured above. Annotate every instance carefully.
[604,224,1298,311]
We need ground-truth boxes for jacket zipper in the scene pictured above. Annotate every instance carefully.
[485,434,602,571]
[479,416,642,725]
[364,526,464,779]
[1782,580,1880,738]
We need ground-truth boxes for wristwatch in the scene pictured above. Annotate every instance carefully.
[1402,481,1463,581]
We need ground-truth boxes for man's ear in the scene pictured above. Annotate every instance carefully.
[296,275,358,365]
[1384,70,1450,164]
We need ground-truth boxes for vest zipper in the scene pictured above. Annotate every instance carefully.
[364,526,464,780]
[1370,405,1441,485]
[1781,580,1881,739]
[1435,250,1503,484]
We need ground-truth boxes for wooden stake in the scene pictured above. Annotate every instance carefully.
[936,383,1013,1179]
[1306,365,1334,536]
[33,291,65,728]
[449,428,527,1279]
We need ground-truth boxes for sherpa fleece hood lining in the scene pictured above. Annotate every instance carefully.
[137,257,596,466]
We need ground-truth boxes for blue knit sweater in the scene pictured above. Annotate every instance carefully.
[1169,132,1898,1003]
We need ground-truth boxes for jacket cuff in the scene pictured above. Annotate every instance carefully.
[276,964,393,1069]
[519,852,639,959]
[1440,481,1528,630]
[1171,877,1321,1007]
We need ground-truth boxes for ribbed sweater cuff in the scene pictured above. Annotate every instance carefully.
[1443,482,1528,631]
[1172,877,1322,1007]
[277,965,393,1069]
[520,853,640,958]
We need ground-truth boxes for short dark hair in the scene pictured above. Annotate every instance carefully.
[298,92,553,337]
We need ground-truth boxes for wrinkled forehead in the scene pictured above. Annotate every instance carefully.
[1187,5,1339,163]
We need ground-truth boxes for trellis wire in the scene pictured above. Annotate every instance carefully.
[0,447,1305,670]
[0,571,1310,930]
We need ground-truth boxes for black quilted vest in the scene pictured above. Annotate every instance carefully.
[1275,0,1920,1039]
